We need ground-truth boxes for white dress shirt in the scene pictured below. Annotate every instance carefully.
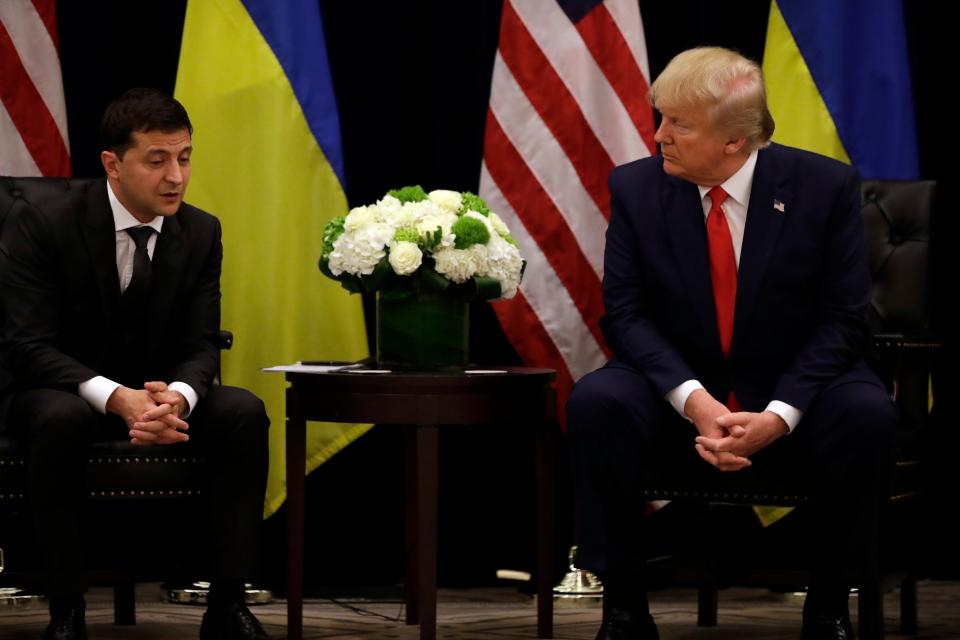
[664,150,803,433]
[77,182,198,417]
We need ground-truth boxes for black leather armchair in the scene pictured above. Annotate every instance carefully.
[638,180,937,640]
[0,176,228,625]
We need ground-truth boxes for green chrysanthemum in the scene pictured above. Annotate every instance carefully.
[458,191,491,217]
[393,227,420,244]
[452,216,490,249]
[321,215,346,257]
[387,185,428,203]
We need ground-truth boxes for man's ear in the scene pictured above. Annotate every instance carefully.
[101,150,120,178]
[724,136,748,156]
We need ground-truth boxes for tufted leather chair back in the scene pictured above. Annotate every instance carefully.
[861,180,936,335]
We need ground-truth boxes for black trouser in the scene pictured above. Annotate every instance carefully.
[10,385,269,596]
[566,361,898,588]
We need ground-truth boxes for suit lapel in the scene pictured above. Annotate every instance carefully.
[80,181,121,315]
[733,146,791,353]
[663,176,719,350]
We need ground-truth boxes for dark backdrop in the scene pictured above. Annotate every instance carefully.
[52,0,949,591]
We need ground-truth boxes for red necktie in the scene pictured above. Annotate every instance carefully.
[706,186,740,411]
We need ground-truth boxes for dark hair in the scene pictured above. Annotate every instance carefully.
[100,88,193,157]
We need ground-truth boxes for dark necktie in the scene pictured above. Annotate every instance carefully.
[124,226,154,302]
[706,186,740,411]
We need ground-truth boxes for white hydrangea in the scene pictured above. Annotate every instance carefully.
[327,222,395,276]
[428,189,463,213]
[481,234,523,299]
[388,241,423,275]
[343,205,381,232]
[432,246,485,283]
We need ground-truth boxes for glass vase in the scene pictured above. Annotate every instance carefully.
[375,292,469,370]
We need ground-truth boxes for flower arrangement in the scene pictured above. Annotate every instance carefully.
[320,186,524,301]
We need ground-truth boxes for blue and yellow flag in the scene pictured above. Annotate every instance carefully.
[757,0,920,527]
[763,0,919,179]
[175,0,369,517]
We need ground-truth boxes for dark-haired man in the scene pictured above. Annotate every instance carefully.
[1,88,270,640]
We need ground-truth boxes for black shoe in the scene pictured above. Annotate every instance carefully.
[44,604,87,640]
[595,607,659,640]
[200,602,269,640]
[801,613,855,640]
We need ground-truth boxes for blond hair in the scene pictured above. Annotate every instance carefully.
[650,47,775,151]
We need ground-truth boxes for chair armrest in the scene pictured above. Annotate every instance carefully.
[872,332,942,353]
[217,330,233,351]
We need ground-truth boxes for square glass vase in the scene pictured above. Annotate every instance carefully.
[375,292,469,370]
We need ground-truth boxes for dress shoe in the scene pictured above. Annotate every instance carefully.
[200,602,269,639]
[801,613,855,640]
[43,606,87,640]
[595,607,659,640]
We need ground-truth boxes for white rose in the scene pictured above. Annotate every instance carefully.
[488,212,511,237]
[428,189,463,213]
[388,241,423,275]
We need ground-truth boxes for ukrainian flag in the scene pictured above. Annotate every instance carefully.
[757,0,920,527]
[175,0,369,517]
[763,0,919,179]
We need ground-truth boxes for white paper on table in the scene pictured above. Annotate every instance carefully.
[261,362,365,373]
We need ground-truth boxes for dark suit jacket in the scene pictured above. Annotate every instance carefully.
[1,178,222,400]
[601,143,873,414]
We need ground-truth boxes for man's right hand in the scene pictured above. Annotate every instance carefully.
[105,386,189,445]
[684,388,750,472]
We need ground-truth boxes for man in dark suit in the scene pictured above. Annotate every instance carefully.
[567,48,897,640]
[1,89,270,640]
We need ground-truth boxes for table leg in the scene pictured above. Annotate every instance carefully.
[536,422,555,639]
[405,425,439,640]
[286,416,306,640]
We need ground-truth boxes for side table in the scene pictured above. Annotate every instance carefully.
[283,367,557,640]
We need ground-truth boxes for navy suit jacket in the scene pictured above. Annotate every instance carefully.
[601,143,874,414]
[1,178,222,398]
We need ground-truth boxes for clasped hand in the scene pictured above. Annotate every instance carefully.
[684,389,787,472]
[106,381,189,445]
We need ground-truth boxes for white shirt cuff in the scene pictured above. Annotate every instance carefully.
[765,400,803,434]
[78,376,121,414]
[665,380,704,422]
[168,382,198,418]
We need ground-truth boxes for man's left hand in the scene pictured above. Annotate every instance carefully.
[144,380,188,417]
[694,410,788,462]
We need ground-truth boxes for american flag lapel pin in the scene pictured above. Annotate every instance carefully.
[773,199,785,213]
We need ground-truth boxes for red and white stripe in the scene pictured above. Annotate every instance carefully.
[480,0,655,423]
[0,0,70,177]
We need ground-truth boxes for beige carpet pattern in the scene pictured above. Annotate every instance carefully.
[1,581,958,639]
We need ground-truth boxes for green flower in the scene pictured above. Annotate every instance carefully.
[458,191,491,217]
[387,185,428,203]
[322,215,346,257]
[452,215,490,249]
[502,234,519,247]
[393,227,421,244]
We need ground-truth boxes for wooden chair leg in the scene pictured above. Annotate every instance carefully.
[697,581,718,627]
[857,580,884,640]
[113,581,136,626]
[900,574,917,635]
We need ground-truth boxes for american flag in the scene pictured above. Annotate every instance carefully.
[479,0,656,422]
[0,0,70,177]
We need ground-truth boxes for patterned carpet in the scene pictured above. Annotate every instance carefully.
[1,581,958,639]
